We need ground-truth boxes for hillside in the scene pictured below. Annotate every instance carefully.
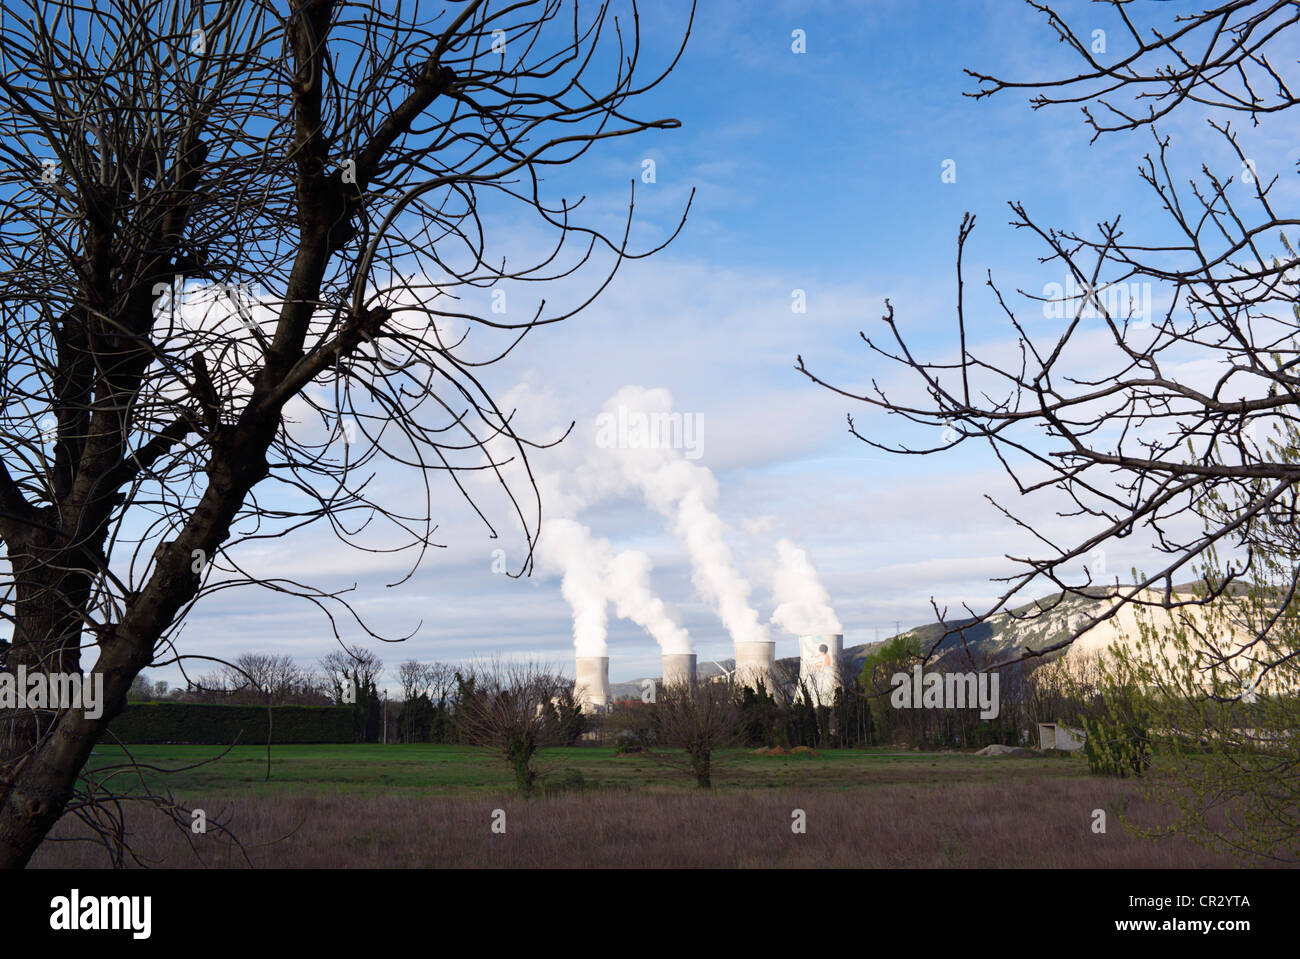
[612,583,1261,693]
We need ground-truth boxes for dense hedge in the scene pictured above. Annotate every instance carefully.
[107,701,354,744]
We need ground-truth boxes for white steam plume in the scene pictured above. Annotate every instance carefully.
[537,516,612,657]
[536,471,692,656]
[605,550,692,654]
[598,386,769,647]
[770,538,842,635]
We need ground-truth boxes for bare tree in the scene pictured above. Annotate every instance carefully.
[799,0,1300,680]
[426,661,456,705]
[454,659,569,795]
[397,659,428,701]
[397,657,448,741]
[185,668,233,702]
[231,652,303,705]
[0,0,692,867]
[319,645,383,703]
[651,678,742,788]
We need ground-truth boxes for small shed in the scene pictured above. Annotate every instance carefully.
[1037,722,1086,751]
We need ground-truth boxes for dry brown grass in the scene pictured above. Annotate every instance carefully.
[30,778,1262,868]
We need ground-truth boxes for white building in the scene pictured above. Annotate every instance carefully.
[1037,721,1086,751]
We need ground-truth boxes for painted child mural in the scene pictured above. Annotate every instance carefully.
[797,634,843,706]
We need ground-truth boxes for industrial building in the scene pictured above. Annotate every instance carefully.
[574,634,845,710]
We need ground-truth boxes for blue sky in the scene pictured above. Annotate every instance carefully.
[137,0,1300,689]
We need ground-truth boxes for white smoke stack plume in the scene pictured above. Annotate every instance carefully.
[537,516,611,657]
[770,539,842,636]
[605,550,692,654]
[536,471,692,656]
[597,387,769,650]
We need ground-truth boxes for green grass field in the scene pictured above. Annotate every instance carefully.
[82,742,1090,799]
[40,744,1255,868]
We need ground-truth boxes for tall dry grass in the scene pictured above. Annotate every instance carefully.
[29,779,1267,868]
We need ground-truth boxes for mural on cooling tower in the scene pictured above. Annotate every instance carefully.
[798,634,843,706]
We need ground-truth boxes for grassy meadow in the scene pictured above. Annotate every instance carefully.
[78,743,1087,796]
[25,743,1267,868]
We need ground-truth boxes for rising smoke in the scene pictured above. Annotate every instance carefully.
[536,385,839,663]
[537,516,612,657]
[770,538,842,635]
[536,472,691,657]
[605,550,692,655]
[596,386,770,649]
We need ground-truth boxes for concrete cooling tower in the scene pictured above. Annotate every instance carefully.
[574,655,610,712]
[798,633,843,705]
[734,640,776,691]
[661,653,697,688]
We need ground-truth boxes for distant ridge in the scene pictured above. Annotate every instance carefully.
[606,582,1250,692]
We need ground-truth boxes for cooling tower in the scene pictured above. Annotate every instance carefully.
[798,633,843,705]
[734,640,776,690]
[574,655,610,712]
[661,653,697,689]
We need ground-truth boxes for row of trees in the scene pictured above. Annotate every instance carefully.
[120,621,1174,762]
[131,646,385,742]
[126,649,590,755]
[602,646,1106,757]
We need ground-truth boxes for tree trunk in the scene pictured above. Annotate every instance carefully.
[0,676,128,868]
[0,538,102,867]
[0,436,271,866]
[692,748,711,789]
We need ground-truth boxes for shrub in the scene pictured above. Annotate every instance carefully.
[541,769,588,796]
[1081,716,1152,778]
